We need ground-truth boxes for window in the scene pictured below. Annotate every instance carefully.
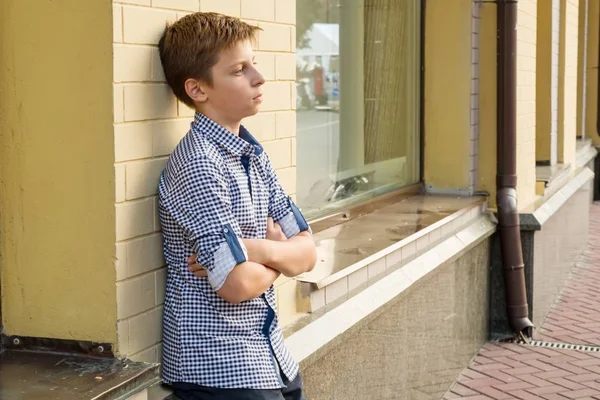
[295,0,422,220]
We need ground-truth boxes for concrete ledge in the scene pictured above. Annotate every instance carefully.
[521,167,595,230]
[121,381,174,400]
[0,350,160,400]
[576,144,598,168]
[301,201,485,290]
[295,198,487,314]
[285,215,495,366]
[532,167,595,227]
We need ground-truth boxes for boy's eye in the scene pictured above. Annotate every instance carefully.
[234,62,257,75]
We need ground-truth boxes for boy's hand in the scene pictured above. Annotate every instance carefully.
[187,255,208,278]
[266,217,286,242]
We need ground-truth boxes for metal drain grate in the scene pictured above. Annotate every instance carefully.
[519,340,600,353]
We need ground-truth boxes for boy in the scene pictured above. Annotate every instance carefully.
[157,12,317,400]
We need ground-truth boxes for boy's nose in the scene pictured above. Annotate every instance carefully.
[254,70,265,87]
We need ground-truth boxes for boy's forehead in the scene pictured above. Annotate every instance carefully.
[219,40,254,61]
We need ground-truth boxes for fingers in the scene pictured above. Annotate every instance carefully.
[193,269,208,278]
[187,254,207,278]
[273,222,285,239]
[188,263,204,272]
[268,218,282,231]
[268,219,282,233]
[266,218,286,241]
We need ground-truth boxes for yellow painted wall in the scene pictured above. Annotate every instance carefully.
[536,0,554,163]
[585,0,600,145]
[478,2,498,207]
[424,0,473,190]
[576,0,588,138]
[0,0,117,342]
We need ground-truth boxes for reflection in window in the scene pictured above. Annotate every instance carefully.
[295,0,421,219]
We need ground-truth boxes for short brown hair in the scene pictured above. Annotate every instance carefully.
[158,13,261,107]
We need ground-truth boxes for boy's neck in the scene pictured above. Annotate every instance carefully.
[196,108,241,136]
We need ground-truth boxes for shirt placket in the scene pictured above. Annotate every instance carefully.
[261,293,285,386]
[264,287,286,382]
[241,151,286,387]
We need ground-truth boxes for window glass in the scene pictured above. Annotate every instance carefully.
[296,0,422,219]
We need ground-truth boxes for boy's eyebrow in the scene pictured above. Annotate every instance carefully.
[228,56,256,69]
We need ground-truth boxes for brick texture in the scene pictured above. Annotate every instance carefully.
[445,203,600,400]
[516,0,538,210]
[559,0,579,165]
[112,0,298,361]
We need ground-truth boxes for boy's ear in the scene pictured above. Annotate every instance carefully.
[184,78,208,103]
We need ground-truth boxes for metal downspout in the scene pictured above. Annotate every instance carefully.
[496,0,534,337]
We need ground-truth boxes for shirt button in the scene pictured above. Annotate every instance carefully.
[223,228,229,234]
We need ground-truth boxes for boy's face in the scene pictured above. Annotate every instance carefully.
[190,40,265,125]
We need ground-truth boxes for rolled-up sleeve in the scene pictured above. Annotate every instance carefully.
[163,157,247,291]
[264,155,311,239]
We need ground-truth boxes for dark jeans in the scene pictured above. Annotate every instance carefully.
[170,373,305,400]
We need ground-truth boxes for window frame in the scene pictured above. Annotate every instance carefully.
[304,0,427,234]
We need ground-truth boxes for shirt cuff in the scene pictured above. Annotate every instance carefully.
[278,199,311,239]
[207,225,248,291]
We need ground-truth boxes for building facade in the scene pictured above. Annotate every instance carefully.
[1,0,599,399]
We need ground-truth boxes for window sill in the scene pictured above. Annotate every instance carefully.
[283,203,495,366]
[518,142,597,229]
[294,194,487,313]
[533,140,597,202]
[535,163,571,197]
[576,138,597,168]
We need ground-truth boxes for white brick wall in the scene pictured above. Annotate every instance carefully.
[516,0,538,209]
[561,0,579,164]
[112,0,297,362]
[202,0,241,16]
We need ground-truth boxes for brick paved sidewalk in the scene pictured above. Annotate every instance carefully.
[444,203,600,400]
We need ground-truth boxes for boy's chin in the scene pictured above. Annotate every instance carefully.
[244,107,261,118]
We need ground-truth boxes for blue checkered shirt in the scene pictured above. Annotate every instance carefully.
[158,112,309,389]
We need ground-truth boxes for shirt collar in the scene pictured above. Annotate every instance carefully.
[192,112,263,157]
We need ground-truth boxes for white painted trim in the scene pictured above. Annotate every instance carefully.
[298,201,485,288]
[533,167,595,226]
[576,146,598,168]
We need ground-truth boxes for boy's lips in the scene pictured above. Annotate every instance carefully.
[253,93,263,101]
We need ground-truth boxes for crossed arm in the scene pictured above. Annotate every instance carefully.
[189,219,317,304]
[175,156,317,304]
